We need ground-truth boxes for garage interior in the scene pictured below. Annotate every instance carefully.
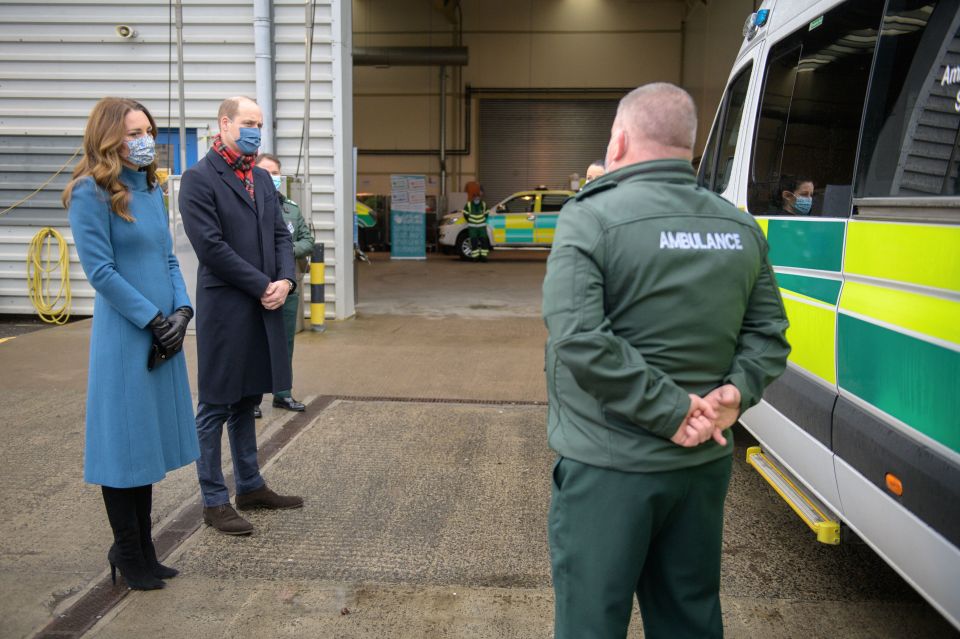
[350,0,754,315]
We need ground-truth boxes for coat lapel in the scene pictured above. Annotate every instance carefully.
[254,170,266,220]
[209,149,257,214]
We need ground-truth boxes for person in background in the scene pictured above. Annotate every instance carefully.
[253,153,314,416]
[777,175,815,215]
[64,97,199,590]
[542,83,790,638]
[462,181,490,262]
[178,96,303,536]
[585,160,605,184]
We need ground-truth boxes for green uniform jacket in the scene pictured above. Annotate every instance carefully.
[542,159,790,472]
[280,195,315,279]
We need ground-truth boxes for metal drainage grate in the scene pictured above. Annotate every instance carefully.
[30,394,538,637]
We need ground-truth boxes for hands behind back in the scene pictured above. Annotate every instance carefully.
[670,384,741,448]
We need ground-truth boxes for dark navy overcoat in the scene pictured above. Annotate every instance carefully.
[178,149,294,405]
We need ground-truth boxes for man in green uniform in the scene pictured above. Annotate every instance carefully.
[462,181,490,262]
[255,154,315,414]
[542,83,790,639]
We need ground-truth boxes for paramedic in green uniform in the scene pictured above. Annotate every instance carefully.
[255,154,314,414]
[462,181,490,262]
[542,83,790,639]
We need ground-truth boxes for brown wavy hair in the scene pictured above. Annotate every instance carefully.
[62,98,159,222]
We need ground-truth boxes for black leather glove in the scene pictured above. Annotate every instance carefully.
[159,306,193,354]
[147,312,174,351]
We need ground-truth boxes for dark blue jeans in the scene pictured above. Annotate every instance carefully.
[195,395,266,507]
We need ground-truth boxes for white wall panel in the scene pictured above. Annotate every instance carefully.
[0,0,352,319]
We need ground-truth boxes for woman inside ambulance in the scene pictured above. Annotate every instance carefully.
[775,175,816,215]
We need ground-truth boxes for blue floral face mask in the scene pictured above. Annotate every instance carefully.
[125,136,156,167]
[793,195,813,215]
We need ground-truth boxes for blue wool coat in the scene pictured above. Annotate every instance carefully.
[68,167,200,488]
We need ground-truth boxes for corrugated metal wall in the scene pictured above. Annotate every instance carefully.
[478,99,618,204]
[0,0,351,318]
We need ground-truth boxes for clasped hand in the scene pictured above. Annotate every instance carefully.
[261,280,290,310]
[147,307,193,355]
[670,384,741,448]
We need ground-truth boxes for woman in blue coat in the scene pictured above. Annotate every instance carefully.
[63,98,200,590]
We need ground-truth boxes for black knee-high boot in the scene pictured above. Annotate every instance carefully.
[101,486,164,590]
[133,485,178,579]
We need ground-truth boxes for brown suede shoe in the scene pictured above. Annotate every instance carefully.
[235,486,304,511]
[203,504,253,535]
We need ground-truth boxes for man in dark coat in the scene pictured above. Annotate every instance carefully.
[179,96,304,535]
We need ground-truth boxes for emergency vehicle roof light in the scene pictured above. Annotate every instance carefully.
[743,9,770,40]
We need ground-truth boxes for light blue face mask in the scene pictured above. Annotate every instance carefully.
[271,175,283,191]
[125,136,156,167]
[236,127,261,155]
[793,195,813,215]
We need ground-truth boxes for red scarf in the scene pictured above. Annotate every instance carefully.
[212,134,255,200]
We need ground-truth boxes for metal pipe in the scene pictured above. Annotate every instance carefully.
[302,0,314,213]
[254,0,275,153]
[174,0,187,173]
[439,65,447,202]
[353,46,468,67]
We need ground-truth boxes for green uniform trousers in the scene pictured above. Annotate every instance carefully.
[549,454,732,639]
[273,290,300,399]
[467,226,489,259]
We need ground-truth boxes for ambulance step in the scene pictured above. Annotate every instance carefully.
[745,446,841,545]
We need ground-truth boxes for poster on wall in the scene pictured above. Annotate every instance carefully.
[390,174,426,260]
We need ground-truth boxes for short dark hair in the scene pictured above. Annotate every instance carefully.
[217,96,257,122]
[256,153,281,169]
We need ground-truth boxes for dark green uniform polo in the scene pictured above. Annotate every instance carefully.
[542,159,790,638]
[275,196,315,399]
[543,159,790,472]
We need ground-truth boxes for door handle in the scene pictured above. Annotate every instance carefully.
[526,214,536,221]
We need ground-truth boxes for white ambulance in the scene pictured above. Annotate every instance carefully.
[700,0,960,629]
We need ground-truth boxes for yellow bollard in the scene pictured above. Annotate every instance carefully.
[310,243,326,332]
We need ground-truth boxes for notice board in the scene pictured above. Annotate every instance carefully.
[390,174,426,260]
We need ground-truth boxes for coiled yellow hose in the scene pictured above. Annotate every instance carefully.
[26,227,71,324]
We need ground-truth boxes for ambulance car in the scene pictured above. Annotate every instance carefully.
[699,0,960,628]
[438,189,574,260]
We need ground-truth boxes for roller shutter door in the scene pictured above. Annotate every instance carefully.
[479,99,618,204]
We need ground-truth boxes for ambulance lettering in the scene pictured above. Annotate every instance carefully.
[659,231,743,250]
[938,64,960,112]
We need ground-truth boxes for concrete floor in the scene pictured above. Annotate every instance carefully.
[1,252,957,638]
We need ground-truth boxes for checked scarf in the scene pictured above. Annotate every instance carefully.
[212,134,255,200]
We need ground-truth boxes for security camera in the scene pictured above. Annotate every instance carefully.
[115,25,136,39]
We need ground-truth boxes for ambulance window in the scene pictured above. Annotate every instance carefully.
[699,64,752,194]
[714,65,752,193]
[748,0,884,216]
[856,0,960,198]
[539,194,568,212]
[698,109,722,187]
[498,195,535,213]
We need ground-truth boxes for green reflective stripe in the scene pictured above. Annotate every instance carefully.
[845,220,960,294]
[537,215,559,229]
[766,219,845,272]
[775,273,842,305]
[838,314,960,453]
[506,229,534,243]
